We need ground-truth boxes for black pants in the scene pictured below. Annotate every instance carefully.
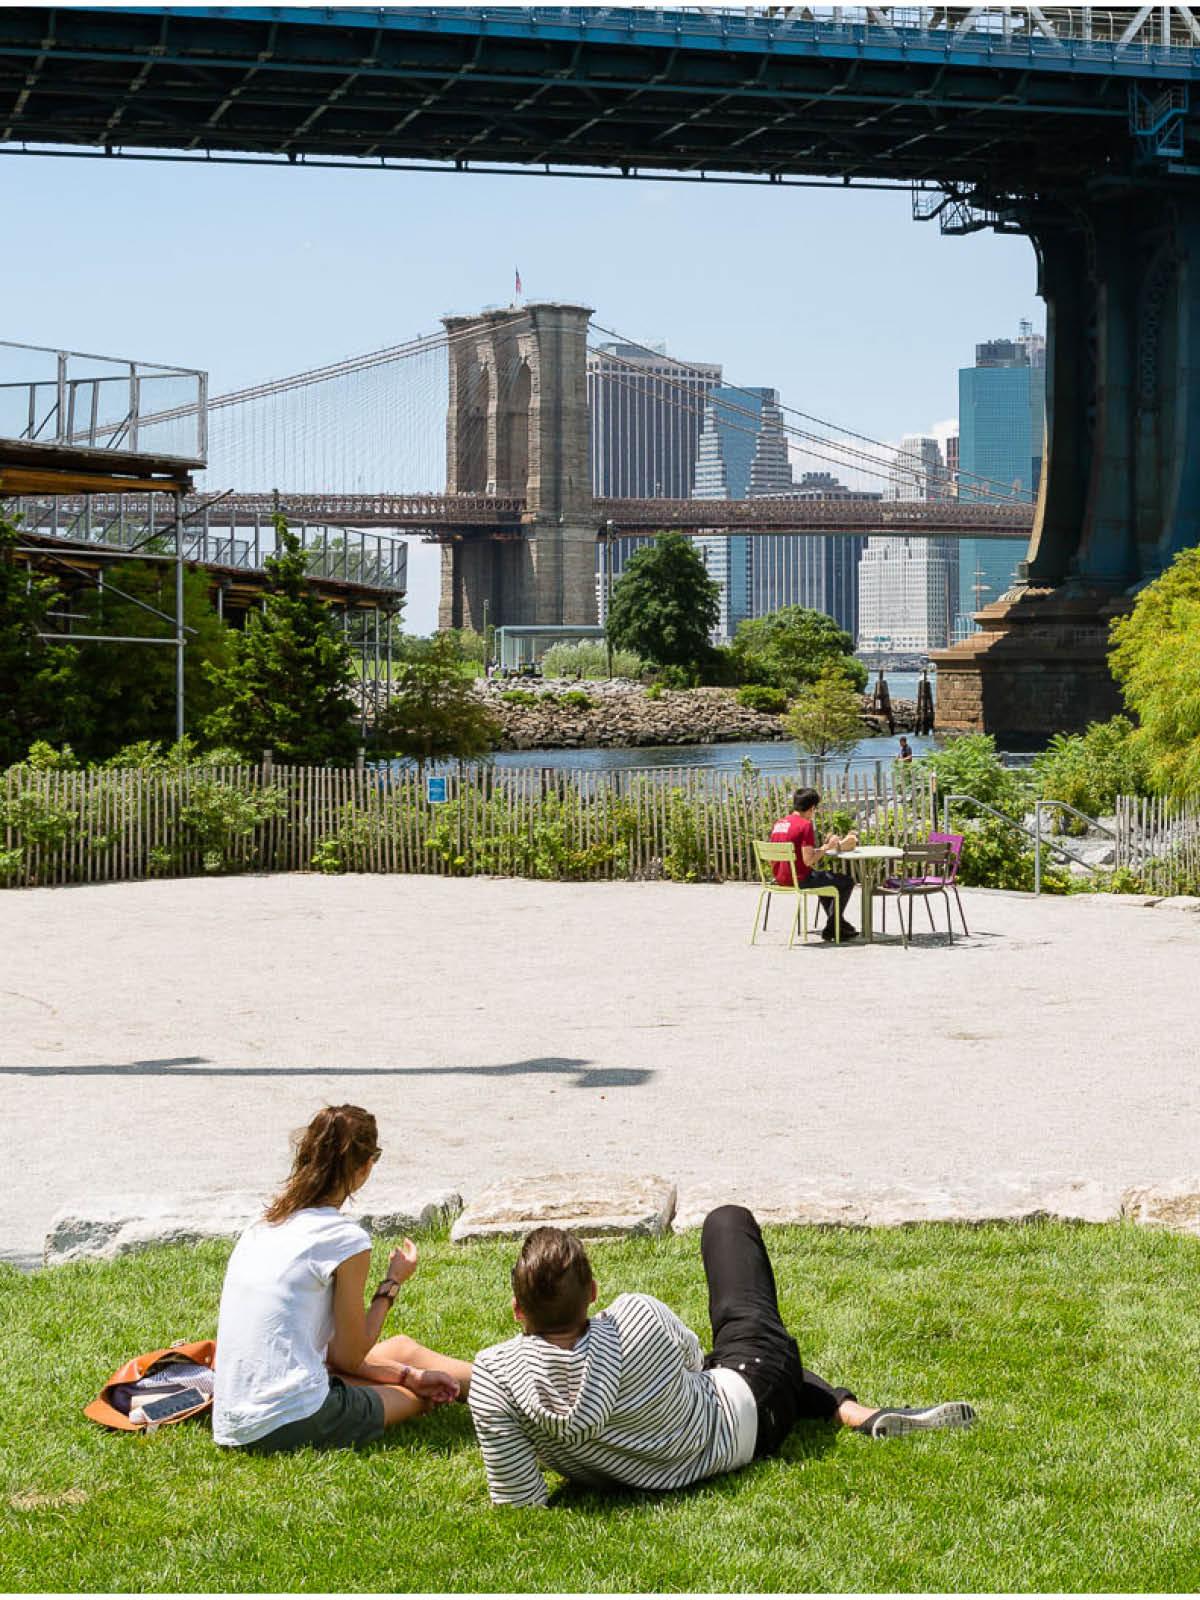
[701,1205,853,1457]
[803,868,855,926]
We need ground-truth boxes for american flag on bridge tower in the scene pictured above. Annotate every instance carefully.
[515,267,522,297]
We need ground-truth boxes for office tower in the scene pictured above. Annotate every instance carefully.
[858,436,957,652]
[589,340,722,605]
[744,471,877,640]
[886,434,949,502]
[691,386,792,640]
[955,324,1045,637]
[857,539,958,652]
[945,433,959,497]
[588,341,721,497]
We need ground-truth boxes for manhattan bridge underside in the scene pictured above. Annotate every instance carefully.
[6,5,1200,736]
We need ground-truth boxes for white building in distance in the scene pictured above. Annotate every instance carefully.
[857,435,958,652]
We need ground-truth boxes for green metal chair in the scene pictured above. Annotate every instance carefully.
[750,840,842,947]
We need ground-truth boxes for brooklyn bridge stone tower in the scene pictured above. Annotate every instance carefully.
[438,301,597,632]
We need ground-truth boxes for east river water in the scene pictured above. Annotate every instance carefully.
[488,670,937,776]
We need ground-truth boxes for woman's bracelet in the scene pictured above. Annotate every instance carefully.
[371,1278,400,1305]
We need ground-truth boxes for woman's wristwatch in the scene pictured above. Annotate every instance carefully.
[371,1278,401,1305]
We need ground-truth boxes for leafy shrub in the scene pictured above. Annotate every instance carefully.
[656,664,696,690]
[540,641,642,679]
[425,790,635,880]
[661,790,707,882]
[1109,546,1200,800]
[915,733,1027,820]
[560,690,594,710]
[21,741,78,771]
[956,816,1068,894]
[0,786,78,883]
[645,684,664,702]
[311,806,376,874]
[736,684,788,714]
[170,779,288,874]
[1031,715,1151,831]
[499,690,539,707]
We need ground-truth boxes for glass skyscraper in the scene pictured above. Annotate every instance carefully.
[955,327,1044,637]
[691,386,792,640]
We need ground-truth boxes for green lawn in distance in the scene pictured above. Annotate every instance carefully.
[2,1221,1198,1593]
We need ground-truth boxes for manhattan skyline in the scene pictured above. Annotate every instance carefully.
[1,145,1043,630]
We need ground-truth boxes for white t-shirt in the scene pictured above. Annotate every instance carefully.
[213,1206,371,1446]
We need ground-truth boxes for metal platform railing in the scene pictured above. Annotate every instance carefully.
[0,340,207,465]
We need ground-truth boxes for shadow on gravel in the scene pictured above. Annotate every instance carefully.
[0,1055,652,1089]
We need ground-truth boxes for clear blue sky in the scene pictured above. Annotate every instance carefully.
[2,149,1042,630]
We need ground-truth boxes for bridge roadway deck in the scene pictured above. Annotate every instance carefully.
[2,875,1197,1269]
[25,492,1036,539]
[2,7,1199,186]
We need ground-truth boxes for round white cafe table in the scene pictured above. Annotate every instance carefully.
[823,845,903,944]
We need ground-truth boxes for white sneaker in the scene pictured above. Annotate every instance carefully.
[856,1401,976,1439]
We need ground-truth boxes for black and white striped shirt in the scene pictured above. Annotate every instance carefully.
[469,1293,757,1508]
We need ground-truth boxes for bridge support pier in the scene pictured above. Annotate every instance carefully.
[933,187,1200,740]
[438,522,598,633]
[438,301,597,632]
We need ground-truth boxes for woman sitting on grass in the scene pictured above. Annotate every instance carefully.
[213,1103,471,1453]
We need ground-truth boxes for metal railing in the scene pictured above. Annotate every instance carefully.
[497,9,1200,64]
[941,792,1115,894]
[12,495,409,593]
[0,340,207,465]
[1032,801,1116,895]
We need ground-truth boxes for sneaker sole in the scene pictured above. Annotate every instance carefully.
[871,1401,976,1439]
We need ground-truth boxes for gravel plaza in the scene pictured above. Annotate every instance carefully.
[3,872,1200,1270]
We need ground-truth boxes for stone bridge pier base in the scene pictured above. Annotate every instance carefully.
[438,521,598,632]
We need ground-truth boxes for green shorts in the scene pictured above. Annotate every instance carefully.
[242,1378,385,1454]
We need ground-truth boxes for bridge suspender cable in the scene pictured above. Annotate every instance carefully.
[590,348,1030,508]
[588,320,1035,506]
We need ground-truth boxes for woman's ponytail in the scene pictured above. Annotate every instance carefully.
[263,1104,378,1223]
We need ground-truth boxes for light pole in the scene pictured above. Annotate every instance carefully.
[604,519,614,679]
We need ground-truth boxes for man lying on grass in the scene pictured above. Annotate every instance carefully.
[468,1205,975,1508]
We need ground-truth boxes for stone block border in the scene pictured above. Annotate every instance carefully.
[37,1173,1200,1267]
[43,1188,463,1267]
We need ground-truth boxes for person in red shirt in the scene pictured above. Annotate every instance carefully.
[769,788,858,941]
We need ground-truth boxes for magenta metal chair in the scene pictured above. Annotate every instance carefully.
[929,831,969,936]
[876,834,968,947]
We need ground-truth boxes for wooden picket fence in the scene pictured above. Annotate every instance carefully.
[1,761,937,889]
[1115,793,1200,896]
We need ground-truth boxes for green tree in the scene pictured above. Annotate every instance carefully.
[0,515,79,766]
[53,562,232,763]
[783,665,864,758]
[203,516,359,765]
[606,532,720,669]
[372,633,501,765]
[730,606,867,694]
[1110,547,1200,800]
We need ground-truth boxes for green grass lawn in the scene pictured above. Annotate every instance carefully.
[3,1221,1200,1593]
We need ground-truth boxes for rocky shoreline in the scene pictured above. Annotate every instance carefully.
[478,680,920,752]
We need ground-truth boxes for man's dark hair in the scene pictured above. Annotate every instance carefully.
[793,788,821,813]
[511,1226,594,1333]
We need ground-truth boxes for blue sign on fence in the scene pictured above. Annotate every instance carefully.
[426,776,448,804]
